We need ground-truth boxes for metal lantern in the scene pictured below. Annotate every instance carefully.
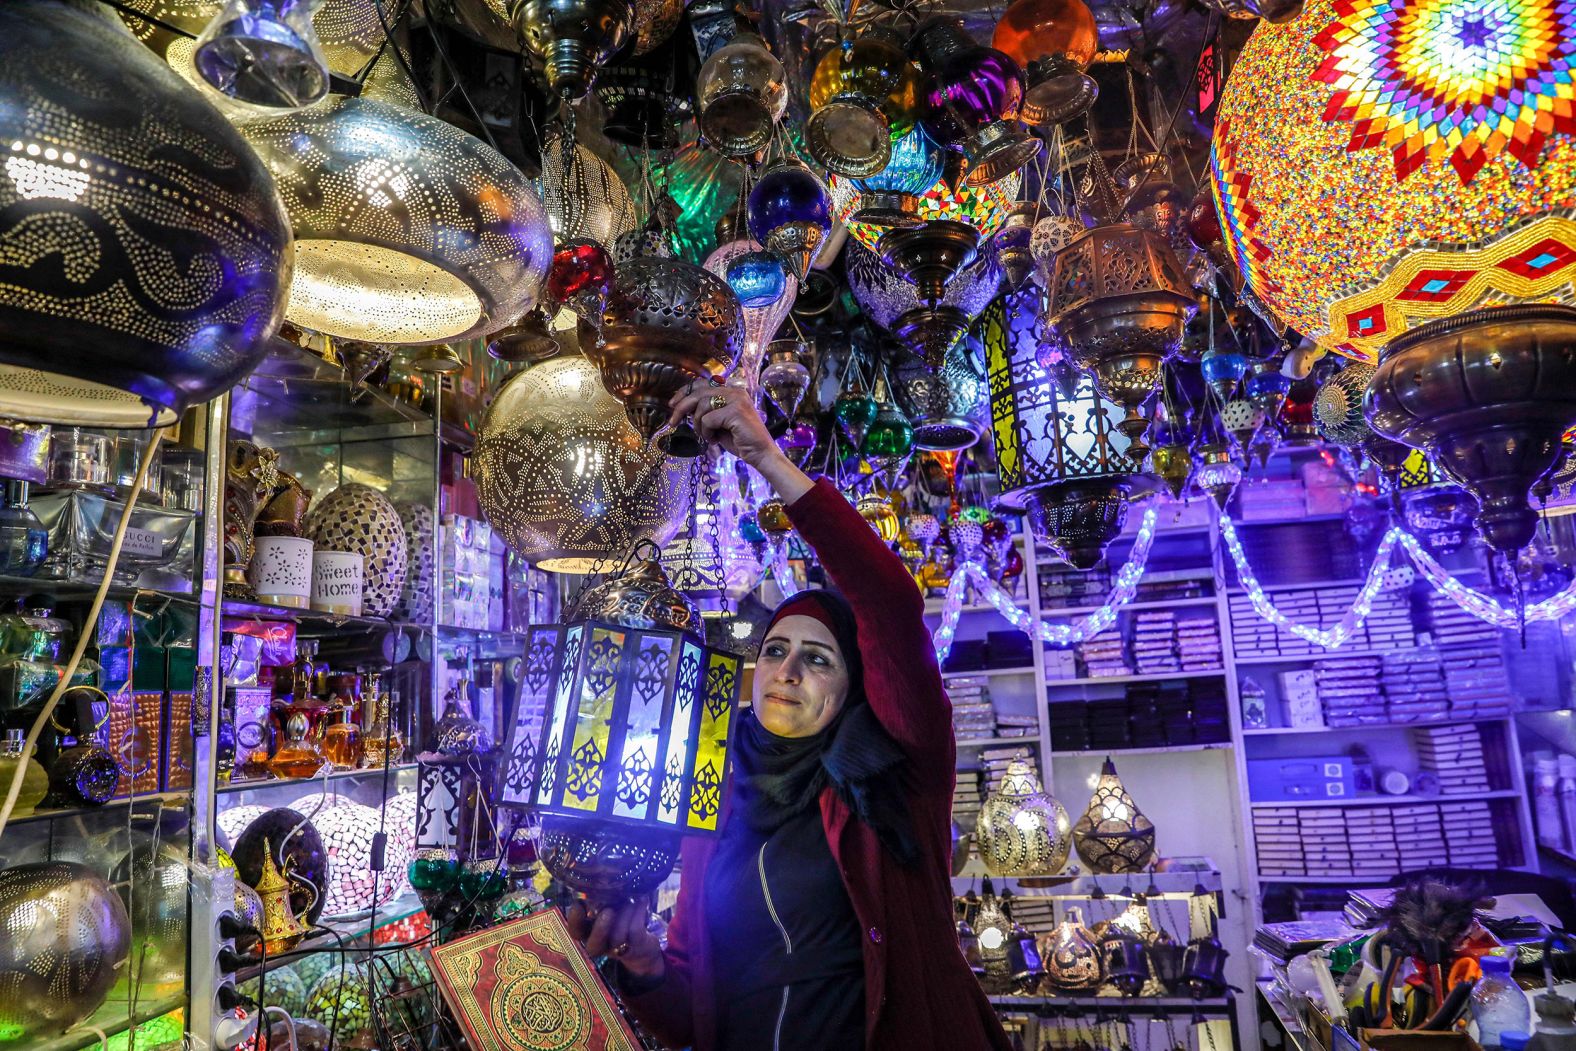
[805,29,922,178]
[1072,757,1156,873]
[1046,224,1196,443]
[892,338,989,451]
[1195,443,1241,510]
[846,241,1002,369]
[588,257,745,453]
[975,757,1071,876]
[987,293,1152,570]
[994,202,1037,292]
[241,96,552,344]
[510,0,635,100]
[0,0,292,428]
[696,32,788,158]
[192,0,330,108]
[592,51,695,150]
[1314,362,1377,447]
[474,354,691,573]
[499,557,743,902]
[1039,907,1103,992]
[912,19,1042,188]
[1366,305,1576,552]
[539,133,640,247]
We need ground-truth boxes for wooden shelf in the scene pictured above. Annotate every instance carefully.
[1249,789,1519,809]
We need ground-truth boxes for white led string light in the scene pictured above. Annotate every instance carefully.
[1397,530,1576,625]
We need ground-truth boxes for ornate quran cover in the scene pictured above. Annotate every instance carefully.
[427,908,640,1051]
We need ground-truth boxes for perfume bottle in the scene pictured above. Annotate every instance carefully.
[0,605,70,661]
[361,687,404,769]
[268,712,325,779]
[0,482,47,577]
[320,698,361,771]
[0,729,48,814]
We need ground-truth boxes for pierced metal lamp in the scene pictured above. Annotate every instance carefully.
[1073,757,1156,873]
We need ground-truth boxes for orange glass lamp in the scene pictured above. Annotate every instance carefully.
[992,0,1100,126]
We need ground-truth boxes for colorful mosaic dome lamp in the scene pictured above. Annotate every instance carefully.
[1211,0,1576,553]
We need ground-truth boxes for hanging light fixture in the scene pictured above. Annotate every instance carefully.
[1072,757,1156,873]
[0,0,292,428]
[832,155,1020,255]
[193,0,331,108]
[994,202,1037,292]
[747,160,833,282]
[539,132,639,247]
[974,757,1071,876]
[1195,442,1241,510]
[474,354,691,572]
[588,257,745,454]
[760,340,812,419]
[805,28,923,178]
[241,95,552,344]
[1314,362,1376,448]
[593,49,696,150]
[846,241,1002,369]
[1045,224,1196,445]
[1200,343,1249,403]
[487,307,564,363]
[892,338,989,452]
[845,126,946,228]
[510,0,634,100]
[695,31,788,158]
[991,0,1100,125]
[986,293,1153,569]
[703,239,798,396]
[834,373,879,454]
[911,18,1043,188]
[1366,306,1576,552]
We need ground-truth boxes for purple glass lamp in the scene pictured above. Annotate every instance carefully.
[911,18,1043,189]
[747,161,833,281]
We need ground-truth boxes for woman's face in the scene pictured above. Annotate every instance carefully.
[753,614,850,738]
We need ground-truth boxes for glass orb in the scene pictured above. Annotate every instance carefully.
[1200,348,1248,389]
[725,250,789,308]
[739,512,767,544]
[833,160,1019,252]
[696,32,788,157]
[851,126,947,224]
[747,163,833,245]
[806,31,923,177]
[866,401,915,459]
[547,239,615,305]
[992,0,1100,123]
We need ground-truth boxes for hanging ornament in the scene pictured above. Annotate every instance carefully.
[611,218,675,264]
[994,202,1037,292]
[1314,362,1376,447]
[1029,212,1088,286]
[748,161,833,282]
[1245,361,1292,420]
[1220,398,1264,454]
[892,338,989,451]
[704,239,799,395]
[856,492,901,542]
[1195,443,1241,510]
[760,340,813,418]
[846,240,1002,370]
[864,388,916,492]
[778,414,819,467]
[1150,442,1192,499]
[724,250,788,308]
[835,376,879,453]
[912,18,1043,188]
[1072,758,1156,873]
[1039,906,1103,992]
[975,757,1071,876]
[696,31,788,157]
[991,0,1100,125]
[847,126,947,228]
[806,28,923,178]
[908,512,942,553]
[510,0,634,100]
[1200,344,1249,403]
[547,239,615,331]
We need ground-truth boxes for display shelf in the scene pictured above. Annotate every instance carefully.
[1039,595,1220,618]
[234,891,429,985]
[233,341,433,448]
[1255,872,1400,884]
[942,666,1036,680]
[1050,742,1233,758]
[1224,577,1367,595]
[217,763,420,795]
[958,736,1040,748]
[1248,789,1520,809]
[1044,669,1226,688]
[954,868,1224,896]
[924,598,1031,616]
[1242,716,1506,736]
[1257,980,1312,1051]
[0,572,200,607]
[221,598,401,634]
[1233,647,1405,666]
[987,994,1233,1011]
[3,790,191,828]
[29,993,186,1051]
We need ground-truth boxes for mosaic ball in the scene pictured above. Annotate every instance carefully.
[233,807,330,924]
[392,501,435,624]
[303,961,376,1037]
[1211,0,1576,362]
[241,964,310,1018]
[306,483,409,618]
[314,800,415,916]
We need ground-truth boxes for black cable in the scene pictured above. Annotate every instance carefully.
[371,0,433,114]
[416,3,505,153]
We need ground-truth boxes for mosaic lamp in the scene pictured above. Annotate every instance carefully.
[846,240,1003,369]
[1209,0,1576,364]
[806,28,923,178]
[498,550,743,903]
[475,354,691,572]
[974,757,1071,876]
[911,18,1044,188]
[1072,757,1156,873]
[747,160,833,281]
[987,292,1154,569]
[240,95,553,344]
[510,0,635,100]
[0,0,292,428]
[1045,224,1196,444]
[1313,362,1377,448]
[696,32,788,158]
[991,0,1100,126]
[588,257,745,454]
[833,157,1020,254]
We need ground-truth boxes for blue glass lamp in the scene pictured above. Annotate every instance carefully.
[1244,362,1292,418]
[851,127,946,227]
[1199,346,1248,401]
[747,161,833,281]
[724,250,788,308]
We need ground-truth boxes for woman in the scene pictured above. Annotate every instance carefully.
[570,379,1011,1051]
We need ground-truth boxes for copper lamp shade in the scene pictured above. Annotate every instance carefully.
[1072,758,1157,873]
[241,96,553,345]
[0,0,292,428]
[805,30,922,178]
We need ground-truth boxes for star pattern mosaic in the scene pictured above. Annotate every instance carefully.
[1312,0,1576,184]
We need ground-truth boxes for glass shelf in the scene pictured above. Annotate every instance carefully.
[218,763,420,796]
[231,342,433,449]
[3,789,190,828]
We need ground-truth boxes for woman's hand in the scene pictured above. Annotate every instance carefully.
[565,899,666,982]
[666,381,814,503]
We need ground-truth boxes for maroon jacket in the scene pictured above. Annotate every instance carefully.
[626,478,1013,1051]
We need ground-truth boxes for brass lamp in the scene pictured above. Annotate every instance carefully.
[974,757,1071,876]
[498,553,743,902]
[986,293,1154,570]
[1072,757,1156,873]
[1046,224,1196,444]
[510,0,635,100]
[0,0,292,428]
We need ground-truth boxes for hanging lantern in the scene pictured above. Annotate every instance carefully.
[593,51,695,150]
[498,551,742,901]
[1314,362,1376,447]
[806,29,923,178]
[1029,212,1088,285]
[1280,377,1321,446]
[1200,344,1249,402]
[834,379,879,452]
[760,341,812,419]
[1072,757,1156,873]
[1039,907,1103,992]
[1195,443,1241,509]
[778,415,819,468]
[846,127,946,227]
[986,293,1152,569]
[1046,224,1196,444]
[475,355,691,572]
[1366,306,1576,552]
[856,493,901,542]
[588,257,745,454]
[539,133,639,247]
[630,0,682,54]
[747,161,833,282]
[696,32,788,157]
[970,879,1044,994]
[892,338,989,451]
[1384,448,1476,555]
[0,0,292,428]
[547,239,616,329]
[912,18,1043,188]
[1244,361,1291,419]
[993,202,1037,292]
[879,218,977,308]
[510,0,634,100]
[703,239,799,394]
[832,156,1020,254]
[1208,0,1576,363]
[612,218,675,264]
[1099,924,1150,996]
[991,0,1100,125]
[487,307,565,364]
[865,377,915,490]
[241,96,552,344]
[975,757,1071,876]
[724,251,788,309]
[193,0,330,108]
[1220,399,1264,453]
[846,241,1002,369]
[1150,442,1192,499]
